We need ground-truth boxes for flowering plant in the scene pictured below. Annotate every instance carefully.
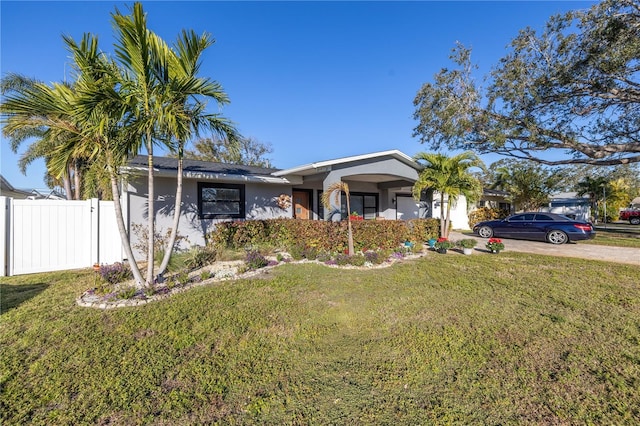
[433,237,454,250]
[486,238,505,252]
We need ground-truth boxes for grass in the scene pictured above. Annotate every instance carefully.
[1,252,640,425]
[580,225,640,248]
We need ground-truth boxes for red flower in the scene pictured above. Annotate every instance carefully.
[437,237,448,242]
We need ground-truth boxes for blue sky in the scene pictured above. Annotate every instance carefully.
[1,1,594,191]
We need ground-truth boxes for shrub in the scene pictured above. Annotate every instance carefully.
[348,254,366,267]
[364,250,385,265]
[245,250,269,270]
[117,286,137,299]
[288,244,306,261]
[468,207,510,228]
[99,262,133,285]
[334,253,351,266]
[183,246,217,270]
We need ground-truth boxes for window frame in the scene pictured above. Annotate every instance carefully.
[197,182,245,219]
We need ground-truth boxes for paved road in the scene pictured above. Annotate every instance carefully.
[448,231,640,266]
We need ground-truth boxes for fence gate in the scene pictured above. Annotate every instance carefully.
[1,197,123,276]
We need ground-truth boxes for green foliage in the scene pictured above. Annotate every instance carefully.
[456,238,478,249]
[116,286,137,299]
[489,159,563,211]
[413,1,640,166]
[183,246,217,271]
[348,253,366,266]
[207,218,440,254]
[433,238,454,250]
[468,207,510,228]
[413,151,485,237]
[131,224,189,263]
[3,254,640,424]
[98,262,133,285]
[181,136,273,167]
[244,250,269,270]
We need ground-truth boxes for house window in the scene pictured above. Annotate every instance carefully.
[341,192,378,219]
[198,183,245,219]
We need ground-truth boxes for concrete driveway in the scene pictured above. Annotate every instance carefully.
[448,231,640,266]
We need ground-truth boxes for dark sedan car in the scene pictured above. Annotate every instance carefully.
[473,212,596,245]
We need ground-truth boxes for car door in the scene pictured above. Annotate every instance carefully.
[494,213,535,239]
[530,213,557,241]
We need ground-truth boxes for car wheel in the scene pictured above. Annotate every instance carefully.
[630,217,640,225]
[547,230,568,245]
[477,226,493,238]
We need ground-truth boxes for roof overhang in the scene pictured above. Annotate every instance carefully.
[122,166,301,185]
[272,150,421,177]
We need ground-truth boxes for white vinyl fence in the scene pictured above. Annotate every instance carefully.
[0,197,124,276]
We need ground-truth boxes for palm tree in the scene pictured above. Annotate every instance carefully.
[155,28,239,277]
[321,181,355,256]
[0,73,89,200]
[60,33,148,286]
[575,176,609,222]
[110,3,183,284]
[413,151,484,238]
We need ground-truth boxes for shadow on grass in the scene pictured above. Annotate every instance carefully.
[0,282,49,314]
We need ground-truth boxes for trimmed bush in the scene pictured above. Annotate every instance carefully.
[207,218,440,253]
[468,207,510,228]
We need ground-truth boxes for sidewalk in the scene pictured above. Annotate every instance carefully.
[448,231,640,266]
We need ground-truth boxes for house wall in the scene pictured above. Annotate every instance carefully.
[126,176,292,258]
[431,193,471,230]
[321,158,419,220]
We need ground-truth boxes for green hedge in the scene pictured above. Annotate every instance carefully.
[207,218,440,252]
[467,207,510,228]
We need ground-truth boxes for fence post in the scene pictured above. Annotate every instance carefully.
[0,197,10,277]
[90,198,99,266]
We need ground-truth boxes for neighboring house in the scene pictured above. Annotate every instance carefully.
[474,188,512,213]
[539,191,591,221]
[1,175,33,199]
[0,174,65,200]
[122,150,474,256]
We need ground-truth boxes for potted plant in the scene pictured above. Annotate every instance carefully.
[456,238,478,255]
[349,211,363,221]
[433,237,453,254]
[486,238,505,253]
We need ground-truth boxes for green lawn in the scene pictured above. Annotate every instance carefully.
[1,252,639,425]
[581,225,640,248]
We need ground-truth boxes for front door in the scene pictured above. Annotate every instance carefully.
[293,190,310,219]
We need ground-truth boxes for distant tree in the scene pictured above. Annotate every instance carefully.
[413,0,640,166]
[412,151,484,238]
[489,160,563,212]
[183,136,272,167]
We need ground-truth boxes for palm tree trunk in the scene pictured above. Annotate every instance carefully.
[439,192,446,237]
[444,200,452,239]
[146,140,155,286]
[346,195,354,255]
[63,171,73,200]
[157,154,183,276]
[106,156,145,288]
[73,161,81,200]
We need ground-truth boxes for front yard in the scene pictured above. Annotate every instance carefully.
[1,251,639,424]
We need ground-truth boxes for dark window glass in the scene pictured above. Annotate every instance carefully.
[340,192,378,219]
[534,214,554,221]
[198,183,245,219]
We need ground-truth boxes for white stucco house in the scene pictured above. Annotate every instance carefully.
[122,150,474,254]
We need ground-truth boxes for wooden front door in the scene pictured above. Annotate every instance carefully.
[293,190,310,219]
